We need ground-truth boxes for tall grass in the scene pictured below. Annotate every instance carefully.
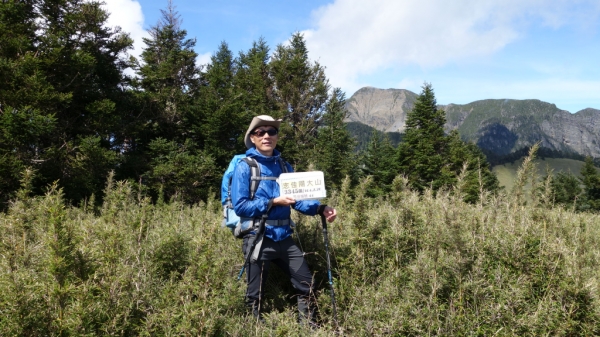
[1,158,600,336]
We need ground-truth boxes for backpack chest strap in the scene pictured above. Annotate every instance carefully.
[254,218,291,227]
[251,177,278,181]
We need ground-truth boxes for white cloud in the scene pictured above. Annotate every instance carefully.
[303,0,600,93]
[499,78,600,111]
[432,77,600,112]
[395,78,427,93]
[196,52,212,67]
[102,0,149,59]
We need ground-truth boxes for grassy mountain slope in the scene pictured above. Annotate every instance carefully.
[444,99,561,141]
[2,174,600,335]
[444,99,579,160]
[493,157,600,191]
[345,121,403,151]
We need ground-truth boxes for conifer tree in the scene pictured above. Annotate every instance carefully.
[36,0,132,140]
[397,84,498,199]
[235,38,277,116]
[398,83,448,192]
[134,0,202,142]
[0,0,132,204]
[445,131,499,202]
[550,171,582,209]
[580,156,600,211]
[199,41,248,168]
[313,88,357,189]
[145,138,217,203]
[133,1,217,203]
[362,130,398,197]
[0,0,50,205]
[270,32,329,170]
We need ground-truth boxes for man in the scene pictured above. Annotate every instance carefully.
[231,115,337,326]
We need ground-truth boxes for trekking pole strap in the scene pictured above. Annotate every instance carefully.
[317,204,327,216]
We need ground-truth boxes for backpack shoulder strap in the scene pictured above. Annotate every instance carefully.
[241,157,261,200]
[241,157,284,200]
[278,157,289,174]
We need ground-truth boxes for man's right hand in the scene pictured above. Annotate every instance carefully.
[273,196,296,206]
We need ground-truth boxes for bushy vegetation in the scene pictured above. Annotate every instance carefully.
[2,154,600,336]
[3,2,600,334]
[0,0,354,208]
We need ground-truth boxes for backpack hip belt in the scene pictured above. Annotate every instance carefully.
[238,217,292,231]
[263,219,291,226]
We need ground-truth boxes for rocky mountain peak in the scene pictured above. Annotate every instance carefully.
[345,87,418,133]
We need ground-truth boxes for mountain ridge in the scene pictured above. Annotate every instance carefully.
[345,87,600,159]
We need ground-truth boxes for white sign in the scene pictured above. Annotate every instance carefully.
[278,171,327,200]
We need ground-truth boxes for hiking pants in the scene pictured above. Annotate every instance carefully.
[242,235,314,308]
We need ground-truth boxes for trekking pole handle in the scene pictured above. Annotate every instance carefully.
[317,204,329,228]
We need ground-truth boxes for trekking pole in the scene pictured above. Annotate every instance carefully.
[320,213,339,326]
[237,217,266,280]
[237,203,272,280]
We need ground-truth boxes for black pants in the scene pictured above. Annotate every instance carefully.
[242,235,314,308]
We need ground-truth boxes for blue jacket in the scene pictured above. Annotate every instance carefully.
[231,147,320,241]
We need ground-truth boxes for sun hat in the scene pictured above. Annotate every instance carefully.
[244,115,282,149]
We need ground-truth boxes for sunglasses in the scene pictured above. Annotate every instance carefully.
[252,128,278,137]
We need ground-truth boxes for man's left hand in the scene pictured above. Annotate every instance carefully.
[323,206,337,222]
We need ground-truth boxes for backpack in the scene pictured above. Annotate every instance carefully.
[221,155,289,237]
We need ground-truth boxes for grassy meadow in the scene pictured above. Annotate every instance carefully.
[493,157,600,191]
[1,163,600,336]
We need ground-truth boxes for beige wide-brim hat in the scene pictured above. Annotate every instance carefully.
[244,115,282,149]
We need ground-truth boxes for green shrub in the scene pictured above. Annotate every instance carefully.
[2,166,600,336]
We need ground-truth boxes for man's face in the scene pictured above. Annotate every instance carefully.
[250,126,278,155]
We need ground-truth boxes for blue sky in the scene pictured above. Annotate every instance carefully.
[104,0,600,113]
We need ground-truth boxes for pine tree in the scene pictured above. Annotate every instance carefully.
[580,156,600,211]
[362,130,398,197]
[398,83,448,192]
[397,84,498,199]
[134,0,202,142]
[198,41,249,168]
[551,171,582,209]
[132,1,217,203]
[445,131,499,202]
[235,38,278,117]
[0,0,132,205]
[0,0,54,205]
[145,138,217,203]
[270,32,330,170]
[313,88,357,189]
[36,0,132,139]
